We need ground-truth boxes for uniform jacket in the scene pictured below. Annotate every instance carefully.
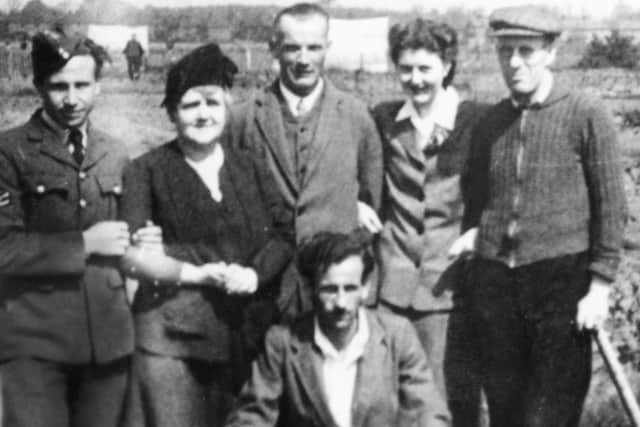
[225,309,450,427]
[120,136,293,362]
[230,80,383,316]
[373,100,486,311]
[0,110,134,364]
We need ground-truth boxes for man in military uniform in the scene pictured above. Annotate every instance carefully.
[0,29,134,427]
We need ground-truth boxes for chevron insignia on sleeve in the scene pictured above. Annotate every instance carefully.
[0,191,10,207]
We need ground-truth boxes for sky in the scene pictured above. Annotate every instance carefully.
[22,0,640,19]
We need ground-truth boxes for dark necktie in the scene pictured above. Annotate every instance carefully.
[68,128,84,165]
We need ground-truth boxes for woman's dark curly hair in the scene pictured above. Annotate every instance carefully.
[388,18,458,88]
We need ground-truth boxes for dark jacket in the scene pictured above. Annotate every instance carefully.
[120,136,293,362]
[123,39,144,58]
[225,309,451,427]
[373,100,486,311]
[0,111,133,363]
[461,86,627,281]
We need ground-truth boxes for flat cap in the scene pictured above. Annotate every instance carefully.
[32,29,105,83]
[489,5,562,38]
[162,43,238,110]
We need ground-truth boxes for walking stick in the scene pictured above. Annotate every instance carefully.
[595,328,640,427]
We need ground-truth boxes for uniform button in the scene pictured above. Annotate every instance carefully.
[78,199,87,208]
[300,127,307,133]
[36,185,45,194]
[78,171,87,180]
[153,280,159,286]
[264,226,269,232]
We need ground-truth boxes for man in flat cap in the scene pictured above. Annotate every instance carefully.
[451,5,627,427]
[0,29,135,427]
[230,2,383,320]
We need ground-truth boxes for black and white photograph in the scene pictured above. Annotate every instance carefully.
[0,0,637,425]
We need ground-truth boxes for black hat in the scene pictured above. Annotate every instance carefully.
[489,5,562,38]
[162,43,239,111]
[32,28,105,84]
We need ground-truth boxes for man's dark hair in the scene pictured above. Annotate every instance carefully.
[388,19,458,88]
[297,229,375,286]
[269,2,329,50]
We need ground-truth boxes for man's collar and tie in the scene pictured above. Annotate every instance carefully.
[41,109,87,164]
[279,78,325,117]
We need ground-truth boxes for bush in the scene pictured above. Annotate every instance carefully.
[578,30,640,69]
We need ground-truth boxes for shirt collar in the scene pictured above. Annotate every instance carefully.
[279,78,324,116]
[395,86,459,132]
[41,109,88,146]
[314,308,369,362]
[511,70,553,109]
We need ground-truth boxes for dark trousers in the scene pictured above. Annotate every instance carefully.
[378,302,484,427]
[1,356,129,427]
[123,351,234,427]
[126,57,142,80]
[468,253,592,427]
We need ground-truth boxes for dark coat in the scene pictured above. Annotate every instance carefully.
[0,111,134,364]
[123,39,144,58]
[373,100,487,311]
[229,80,383,317]
[225,309,451,427]
[120,136,293,362]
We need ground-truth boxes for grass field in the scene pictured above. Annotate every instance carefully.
[1,64,640,426]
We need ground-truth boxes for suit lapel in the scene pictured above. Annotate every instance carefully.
[253,84,299,194]
[301,81,341,188]
[351,312,389,427]
[83,125,110,170]
[290,319,340,427]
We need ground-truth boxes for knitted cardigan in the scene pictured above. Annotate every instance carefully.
[461,85,627,282]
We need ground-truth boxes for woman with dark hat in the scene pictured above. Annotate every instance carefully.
[120,43,293,427]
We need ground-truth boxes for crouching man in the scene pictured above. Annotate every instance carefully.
[225,230,450,427]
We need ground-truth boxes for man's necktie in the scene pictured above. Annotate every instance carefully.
[68,128,84,165]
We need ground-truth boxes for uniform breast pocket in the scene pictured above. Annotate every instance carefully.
[95,174,123,217]
[22,172,72,229]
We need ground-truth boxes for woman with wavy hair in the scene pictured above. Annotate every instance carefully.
[373,18,487,427]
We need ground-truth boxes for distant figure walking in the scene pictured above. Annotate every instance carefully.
[123,33,144,80]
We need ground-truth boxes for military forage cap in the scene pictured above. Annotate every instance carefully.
[489,5,562,38]
[162,43,239,111]
[32,29,105,83]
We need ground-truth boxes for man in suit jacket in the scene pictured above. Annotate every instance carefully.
[230,3,383,318]
[225,230,450,427]
[0,30,134,427]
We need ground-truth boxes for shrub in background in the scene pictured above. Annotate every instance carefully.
[578,30,640,69]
